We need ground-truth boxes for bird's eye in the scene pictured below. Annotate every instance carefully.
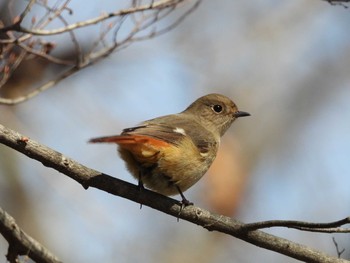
[212,104,223,113]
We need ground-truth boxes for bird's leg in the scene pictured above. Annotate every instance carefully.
[138,171,145,190]
[176,185,193,218]
[138,171,145,209]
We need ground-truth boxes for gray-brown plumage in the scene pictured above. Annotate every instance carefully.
[89,94,250,204]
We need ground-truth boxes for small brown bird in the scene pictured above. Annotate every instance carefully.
[89,94,249,204]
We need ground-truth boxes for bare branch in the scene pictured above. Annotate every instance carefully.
[0,123,348,263]
[0,66,80,105]
[332,237,346,258]
[242,218,350,233]
[17,41,75,65]
[0,206,62,263]
[0,0,201,105]
[324,0,350,7]
[1,0,187,36]
[0,49,27,88]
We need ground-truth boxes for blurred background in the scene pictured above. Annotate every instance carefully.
[1,0,350,262]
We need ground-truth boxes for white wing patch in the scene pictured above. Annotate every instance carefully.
[200,152,209,157]
[173,127,186,136]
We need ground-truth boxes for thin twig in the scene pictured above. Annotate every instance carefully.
[0,66,79,105]
[0,0,200,105]
[0,49,27,88]
[17,42,75,65]
[332,237,345,258]
[325,0,350,7]
[19,0,37,22]
[242,218,350,233]
[132,0,200,41]
[37,0,83,65]
[1,0,186,35]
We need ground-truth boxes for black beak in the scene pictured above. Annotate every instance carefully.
[233,111,250,118]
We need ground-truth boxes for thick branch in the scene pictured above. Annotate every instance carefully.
[0,123,348,263]
[0,206,62,263]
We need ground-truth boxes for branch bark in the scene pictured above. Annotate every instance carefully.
[0,207,62,263]
[0,123,348,263]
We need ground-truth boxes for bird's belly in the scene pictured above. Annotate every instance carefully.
[118,138,217,196]
[144,145,216,196]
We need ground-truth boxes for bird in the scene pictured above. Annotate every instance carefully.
[89,93,250,205]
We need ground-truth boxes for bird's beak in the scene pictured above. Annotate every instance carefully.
[233,111,250,118]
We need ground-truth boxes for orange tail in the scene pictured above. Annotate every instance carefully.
[89,135,139,144]
[89,134,169,147]
[89,134,170,161]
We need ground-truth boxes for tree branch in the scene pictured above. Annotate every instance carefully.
[0,0,201,105]
[324,0,350,7]
[332,237,346,258]
[0,123,348,263]
[243,218,350,233]
[0,0,187,35]
[0,66,80,105]
[0,206,62,263]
